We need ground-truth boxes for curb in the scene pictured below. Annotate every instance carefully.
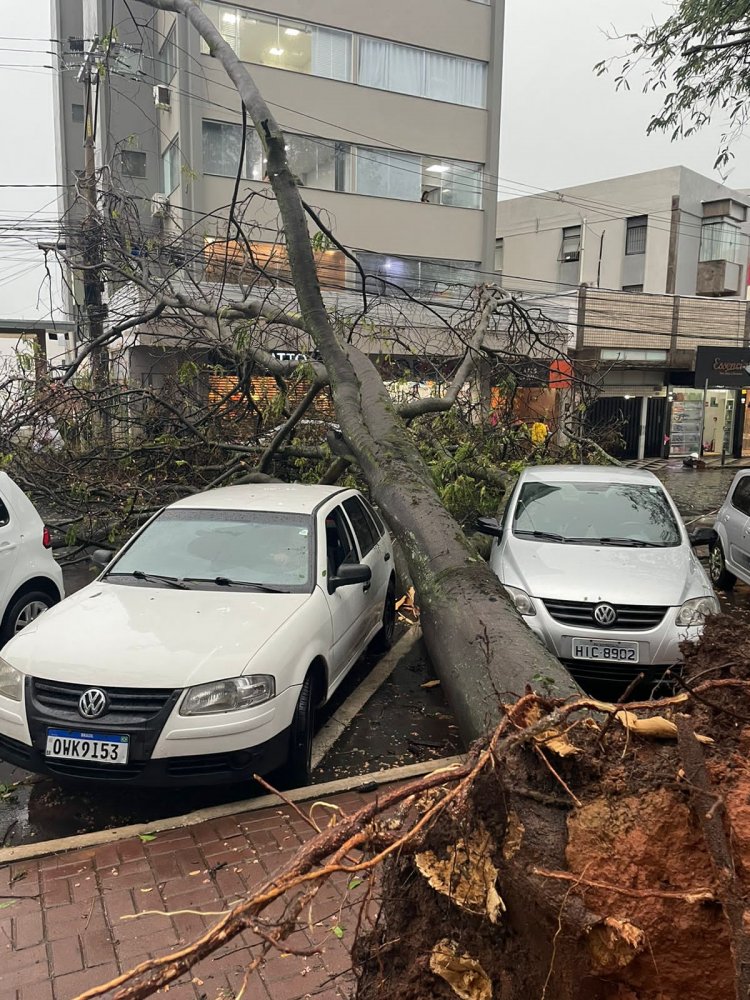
[0,754,463,865]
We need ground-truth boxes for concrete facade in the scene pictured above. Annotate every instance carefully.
[496,166,750,299]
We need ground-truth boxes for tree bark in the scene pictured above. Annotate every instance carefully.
[141,1,578,736]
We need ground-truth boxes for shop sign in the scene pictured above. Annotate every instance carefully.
[695,347,750,388]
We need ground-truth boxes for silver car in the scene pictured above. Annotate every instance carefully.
[476,465,718,686]
[709,469,750,590]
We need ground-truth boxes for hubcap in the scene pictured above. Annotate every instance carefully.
[14,600,49,633]
[710,545,724,581]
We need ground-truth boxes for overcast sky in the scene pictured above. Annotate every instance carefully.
[2,0,750,318]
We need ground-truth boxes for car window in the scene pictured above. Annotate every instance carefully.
[343,497,378,556]
[360,497,385,539]
[731,477,750,516]
[0,498,9,528]
[325,506,358,574]
[512,481,681,547]
[109,509,313,592]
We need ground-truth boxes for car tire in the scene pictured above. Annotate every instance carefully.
[371,578,396,654]
[709,540,736,591]
[0,590,55,646]
[276,672,317,790]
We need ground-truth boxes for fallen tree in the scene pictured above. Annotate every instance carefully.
[73,615,750,1000]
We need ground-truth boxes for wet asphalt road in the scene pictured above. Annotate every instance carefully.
[0,463,747,849]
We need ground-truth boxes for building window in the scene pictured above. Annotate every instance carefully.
[560,226,581,262]
[200,120,483,208]
[699,219,749,265]
[622,283,643,293]
[494,238,503,274]
[625,215,648,255]
[355,252,478,295]
[201,3,487,109]
[71,103,85,124]
[161,140,180,194]
[600,348,667,362]
[157,26,177,85]
[202,119,265,179]
[121,150,147,178]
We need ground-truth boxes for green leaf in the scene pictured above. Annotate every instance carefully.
[347,878,363,891]
[138,833,157,843]
[0,900,18,910]
[331,924,345,939]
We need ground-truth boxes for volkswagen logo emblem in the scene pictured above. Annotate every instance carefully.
[78,688,108,719]
[593,603,617,627]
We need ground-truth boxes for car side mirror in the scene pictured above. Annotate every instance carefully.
[329,562,372,592]
[475,516,504,539]
[91,548,114,569]
[689,527,716,548]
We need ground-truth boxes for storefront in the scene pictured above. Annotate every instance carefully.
[667,347,750,458]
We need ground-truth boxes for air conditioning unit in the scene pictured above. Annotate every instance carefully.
[153,85,171,110]
[151,192,169,218]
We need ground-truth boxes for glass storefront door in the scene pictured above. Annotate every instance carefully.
[669,388,737,456]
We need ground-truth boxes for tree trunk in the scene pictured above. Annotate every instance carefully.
[144,2,577,740]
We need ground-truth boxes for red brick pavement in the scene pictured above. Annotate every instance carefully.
[0,787,385,1000]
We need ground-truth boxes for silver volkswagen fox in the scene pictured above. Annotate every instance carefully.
[476,465,718,686]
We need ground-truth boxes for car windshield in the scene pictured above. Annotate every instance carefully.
[108,509,313,592]
[512,481,682,547]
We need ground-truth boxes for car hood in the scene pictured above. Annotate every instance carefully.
[3,582,314,687]
[501,538,711,607]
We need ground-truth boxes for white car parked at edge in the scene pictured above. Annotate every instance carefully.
[0,472,63,648]
[708,469,750,590]
[0,484,394,787]
[476,466,718,688]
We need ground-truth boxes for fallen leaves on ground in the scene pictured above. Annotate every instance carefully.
[416,826,504,923]
[430,939,492,1000]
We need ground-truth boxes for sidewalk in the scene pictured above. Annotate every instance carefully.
[0,771,423,1000]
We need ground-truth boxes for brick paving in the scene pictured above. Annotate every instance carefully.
[0,786,383,1000]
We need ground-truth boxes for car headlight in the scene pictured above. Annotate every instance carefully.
[180,675,275,716]
[505,586,536,617]
[675,596,720,627]
[0,658,23,702]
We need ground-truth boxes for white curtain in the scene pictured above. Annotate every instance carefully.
[312,27,352,81]
[426,52,486,107]
[388,42,424,95]
[358,37,389,89]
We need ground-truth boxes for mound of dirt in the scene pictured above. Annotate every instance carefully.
[355,615,750,1000]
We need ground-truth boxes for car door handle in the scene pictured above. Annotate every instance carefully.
[363,582,371,592]
[384,552,391,562]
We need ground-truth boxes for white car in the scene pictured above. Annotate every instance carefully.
[0,472,63,647]
[708,469,750,590]
[0,484,395,787]
[476,466,718,687]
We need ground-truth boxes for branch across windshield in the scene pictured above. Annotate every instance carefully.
[108,509,314,592]
[512,482,682,547]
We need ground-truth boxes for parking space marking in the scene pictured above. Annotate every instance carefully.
[311,628,420,769]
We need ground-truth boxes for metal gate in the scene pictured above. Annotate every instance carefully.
[584,397,641,460]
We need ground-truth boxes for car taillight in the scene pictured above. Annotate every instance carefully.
[42,526,52,549]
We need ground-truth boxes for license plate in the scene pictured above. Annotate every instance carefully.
[571,639,639,663]
[45,728,130,765]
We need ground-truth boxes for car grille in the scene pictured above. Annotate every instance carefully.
[43,758,146,780]
[30,679,177,723]
[543,599,667,631]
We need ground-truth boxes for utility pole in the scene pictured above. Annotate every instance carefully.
[78,39,110,440]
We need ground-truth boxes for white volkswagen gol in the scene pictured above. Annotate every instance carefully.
[0,472,63,647]
[707,469,750,590]
[0,484,394,786]
[476,466,718,687]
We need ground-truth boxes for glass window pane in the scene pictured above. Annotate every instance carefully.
[162,142,179,193]
[202,120,242,177]
[440,161,482,208]
[426,51,486,107]
[343,497,377,556]
[358,37,389,89]
[311,25,351,81]
[359,38,424,96]
[217,5,240,51]
[121,150,147,178]
[158,26,176,84]
[700,220,748,264]
[238,10,277,65]
[286,135,337,190]
[355,147,421,201]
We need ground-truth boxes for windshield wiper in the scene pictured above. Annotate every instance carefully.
[185,576,287,593]
[592,537,669,548]
[109,570,192,590]
[515,529,567,543]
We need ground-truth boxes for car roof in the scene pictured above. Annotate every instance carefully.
[517,464,663,486]
[169,483,350,515]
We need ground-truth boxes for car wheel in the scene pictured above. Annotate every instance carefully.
[1,591,54,646]
[276,672,317,789]
[372,579,396,653]
[709,541,736,590]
